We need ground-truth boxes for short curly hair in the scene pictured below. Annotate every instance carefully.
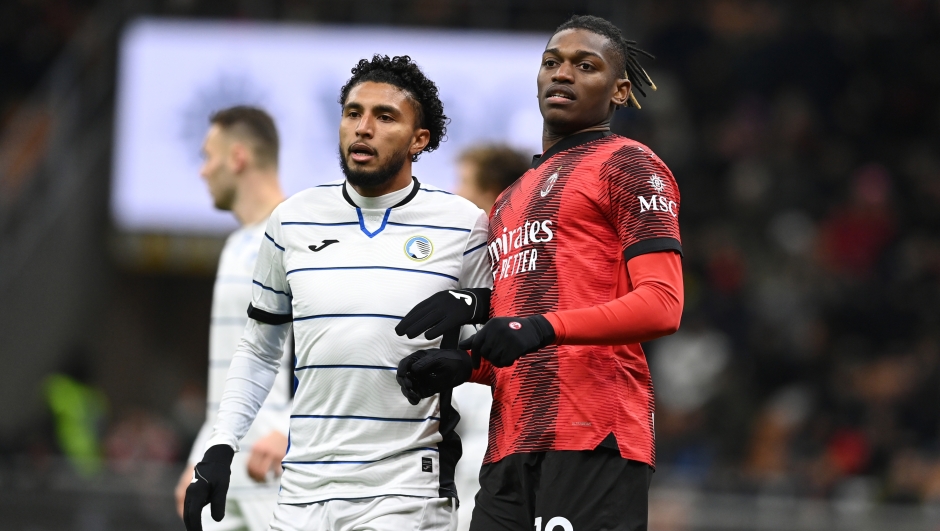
[339,55,448,162]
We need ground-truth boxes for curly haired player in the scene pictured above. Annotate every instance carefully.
[184,55,492,531]
[396,15,683,531]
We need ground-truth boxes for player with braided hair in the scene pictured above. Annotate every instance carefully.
[397,14,682,531]
[185,55,491,531]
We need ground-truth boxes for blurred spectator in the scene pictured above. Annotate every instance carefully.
[454,143,530,213]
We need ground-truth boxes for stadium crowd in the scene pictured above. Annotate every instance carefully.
[2,0,939,508]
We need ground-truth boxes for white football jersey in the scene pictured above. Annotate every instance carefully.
[208,178,492,505]
[188,220,292,492]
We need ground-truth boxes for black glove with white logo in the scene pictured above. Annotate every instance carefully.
[395,288,491,340]
[183,444,235,531]
[458,315,556,368]
[397,349,474,404]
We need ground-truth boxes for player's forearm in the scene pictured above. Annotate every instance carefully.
[207,320,288,451]
[543,251,683,345]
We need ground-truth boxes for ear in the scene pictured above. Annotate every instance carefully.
[410,128,431,157]
[612,77,631,107]
[229,142,250,174]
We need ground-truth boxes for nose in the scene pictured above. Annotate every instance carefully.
[355,114,374,138]
[552,61,575,83]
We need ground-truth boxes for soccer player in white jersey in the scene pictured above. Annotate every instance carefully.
[175,106,293,531]
[183,55,492,531]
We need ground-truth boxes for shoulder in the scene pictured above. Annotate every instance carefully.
[275,181,345,217]
[413,182,487,224]
[602,136,671,172]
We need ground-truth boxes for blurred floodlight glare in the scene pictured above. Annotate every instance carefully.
[112,19,548,234]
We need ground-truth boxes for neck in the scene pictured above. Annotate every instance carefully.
[231,168,285,226]
[350,161,414,197]
[541,120,611,152]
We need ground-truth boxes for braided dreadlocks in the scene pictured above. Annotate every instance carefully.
[553,15,657,109]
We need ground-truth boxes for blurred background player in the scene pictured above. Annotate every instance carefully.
[397,14,682,531]
[175,106,292,531]
[454,144,529,214]
[184,55,492,531]
[450,143,527,531]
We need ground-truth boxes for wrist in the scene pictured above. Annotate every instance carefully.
[204,444,235,464]
[541,312,564,344]
[465,288,492,324]
[528,314,556,348]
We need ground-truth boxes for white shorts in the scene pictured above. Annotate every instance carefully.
[268,496,457,531]
[201,490,280,531]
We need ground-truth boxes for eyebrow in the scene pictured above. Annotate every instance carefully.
[543,48,606,61]
[343,102,402,116]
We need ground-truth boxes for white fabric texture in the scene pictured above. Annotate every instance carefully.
[188,220,292,498]
[208,179,492,505]
[451,384,492,531]
[267,496,456,531]
[199,490,280,531]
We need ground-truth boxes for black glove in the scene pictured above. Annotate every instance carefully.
[183,444,235,531]
[396,288,491,340]
[397,349,474,404]
[458,315,556,368]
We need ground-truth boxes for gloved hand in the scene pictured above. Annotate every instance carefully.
[458,315,556,368]
[396,288,491,340]
[397,349,474,404]
[183,444,235,531]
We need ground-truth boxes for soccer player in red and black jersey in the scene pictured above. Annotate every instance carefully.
[395,14,683,531]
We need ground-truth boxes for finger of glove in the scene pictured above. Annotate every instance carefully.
[407,390,421,405]
[183,482,208,531]
[423,317,461,340]
[401,311,446,339]
[471,350,481,370]
[209,479,229,521]
[394,298,435,336]
[396,353,421,381]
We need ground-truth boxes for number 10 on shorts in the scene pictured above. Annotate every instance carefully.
[535,516,573,531]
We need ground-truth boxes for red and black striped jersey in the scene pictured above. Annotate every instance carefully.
[475,131,682,467]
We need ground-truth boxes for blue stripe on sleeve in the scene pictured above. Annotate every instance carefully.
[286,266,458,282]
[282,221,359,227]
[293,313,402,322]
[295,364,396,371]
[463,241,488,255]
[264,233,285,251]
[252,280,291,297]
[290,414,440,423]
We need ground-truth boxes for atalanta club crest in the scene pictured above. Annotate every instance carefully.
[405,236,433,261]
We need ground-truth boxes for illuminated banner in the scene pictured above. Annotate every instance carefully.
[112,19,547,233]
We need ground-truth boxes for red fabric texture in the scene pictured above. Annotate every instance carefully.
[544,251,683,345]
[471,134,682,468]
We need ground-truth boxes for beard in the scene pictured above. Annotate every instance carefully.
[338,143,410,189]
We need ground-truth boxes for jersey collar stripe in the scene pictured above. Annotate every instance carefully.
[295,364,396,371]
[264,232,285,251]
[386,222,471,233]
[463,242,487,255]
[286,266,458,282]
[293,313,402,321]
[290,415,441,422]
[356,208,391,238]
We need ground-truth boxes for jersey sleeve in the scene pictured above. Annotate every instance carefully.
[247,209,293,324]
[600,145,682,261]
[458,210,494,291]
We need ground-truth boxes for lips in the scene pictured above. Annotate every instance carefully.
[348,142,376,163]
[543,84,576,104]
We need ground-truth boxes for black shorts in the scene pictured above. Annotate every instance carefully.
[469,446,653,531]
